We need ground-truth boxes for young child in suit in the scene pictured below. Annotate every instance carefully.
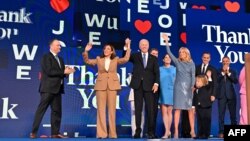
[193,72,213,139]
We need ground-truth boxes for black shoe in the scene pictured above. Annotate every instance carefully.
[147,134,157,139]
[194,136,200,139]
[199,135,208,139]
[200,137,208,139]
[194,135,208,140]
[133,128,141,139]
[133,133,140,139]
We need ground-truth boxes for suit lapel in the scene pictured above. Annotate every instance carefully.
[198,65,202,74]
[101,57,113,72]
[50,52,61,69]
[147,55,152,68]
[138,53,144,68]
[207,65,212,73]
[58,57,64,70]
[108,59,113,71]
[100,58,107,72]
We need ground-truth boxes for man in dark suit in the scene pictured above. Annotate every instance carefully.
[30,39,75,138]
[182,52,217,138]
[195,52,217,138]
[196,52,217,101]
[217,56,238,138]
[129,39,160,139]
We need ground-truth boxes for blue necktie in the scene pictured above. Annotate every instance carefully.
[143,53,147,68]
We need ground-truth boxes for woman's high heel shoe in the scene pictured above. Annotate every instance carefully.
[162,132,171,139]
[190,132,196,138]
[168,132,171,138]
[161,135,168,139]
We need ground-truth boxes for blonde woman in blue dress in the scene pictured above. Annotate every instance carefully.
[162,33,196,138]
[159,54,176,138]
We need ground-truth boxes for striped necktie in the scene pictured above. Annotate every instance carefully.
[202,64,206,74]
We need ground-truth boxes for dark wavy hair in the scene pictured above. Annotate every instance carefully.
[48,38,58,46]
[100,44,116,59]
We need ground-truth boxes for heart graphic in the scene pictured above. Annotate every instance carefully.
[134,20,152,34]
[225,1,240,12]
[50,0,69,13]
[180,32,187,44]
[192,5,206,10]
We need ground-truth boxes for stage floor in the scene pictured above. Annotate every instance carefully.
[0,138,223,141]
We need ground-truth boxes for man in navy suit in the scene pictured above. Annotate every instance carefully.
[129,39,160,139]
[217,56,238,138]
[30,39,75,138]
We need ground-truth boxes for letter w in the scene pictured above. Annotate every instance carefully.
[85,13,105,27]
[12,44,38,60]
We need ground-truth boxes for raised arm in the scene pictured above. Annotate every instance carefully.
[82,43,97,66]
[161,33,178,64]
[118,38,131,64]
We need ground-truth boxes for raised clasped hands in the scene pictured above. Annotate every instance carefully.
[125,38,131,49]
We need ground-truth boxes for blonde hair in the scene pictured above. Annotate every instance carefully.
[178,47,192,62]
[196,75,208,86]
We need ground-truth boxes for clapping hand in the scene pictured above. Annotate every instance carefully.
[222,65,229,74]
[64,66,75,74]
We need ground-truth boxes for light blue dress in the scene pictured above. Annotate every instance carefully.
[166,46,195,110]
[159,66,176,105]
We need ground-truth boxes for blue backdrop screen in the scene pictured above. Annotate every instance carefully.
[0,0,249,138]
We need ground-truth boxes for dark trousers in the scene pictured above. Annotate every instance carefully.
[196,106,212,137]
[144,92,159,136]
[153,92,159,135]
[31,92,62,135]
[181,110,191,138]
[218,97,237,134]
[134,81,157,136]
